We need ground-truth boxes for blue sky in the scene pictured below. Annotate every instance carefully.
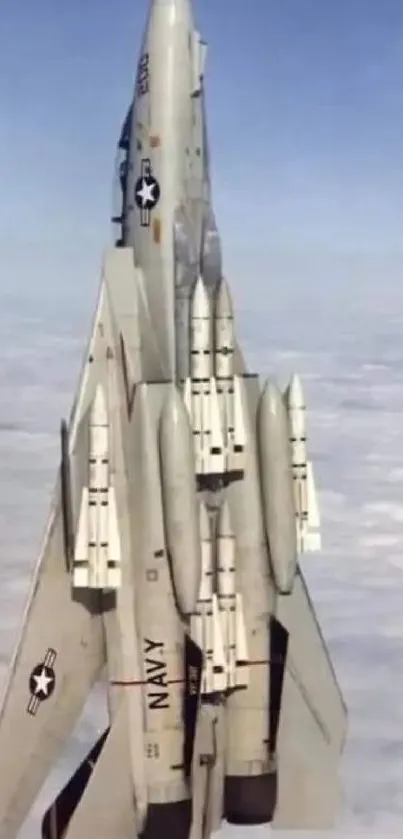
[1,0,403,312]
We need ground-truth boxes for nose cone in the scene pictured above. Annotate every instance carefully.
[260,379,284,419]
[215,278,233,320]
[152,0,190,9]
[288,373,304,408]
[191,275,210,319]
[160,385,191,443]
[149,0,192,26]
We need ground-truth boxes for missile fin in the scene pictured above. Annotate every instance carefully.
[211,595,227,692]
[297,463,321,553]
[183,376,192,417]
[209,378,225,475]
[231,375,247,464]
[106,486,122,588]
[72,488,90,588]
[235,593,248,688]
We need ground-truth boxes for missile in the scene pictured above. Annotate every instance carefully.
[72,383,122,590]
[257,379,297,595]
[194,502,214,605]
[191,274,212,380]
[216,500,248,689]
[214,279,234,381]
[159,386,201,615]
[184,276,225,478]
[191,502,226,696]
[214,279,246,474]
[223,411,277,827]
[285,374,321,553]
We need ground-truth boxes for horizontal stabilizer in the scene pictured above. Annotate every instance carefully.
[277,571,346,752]
[272,572,347,828]
[272,674,342,828]
[54,702,137,838]
[42,729,109,839]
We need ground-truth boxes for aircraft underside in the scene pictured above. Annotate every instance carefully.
[0,1,346,837]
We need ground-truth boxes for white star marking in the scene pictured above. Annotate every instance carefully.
[33,667,53,697]
[136,178,156,207]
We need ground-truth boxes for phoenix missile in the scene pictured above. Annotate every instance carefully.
[216,500,248,689]
[184,277,225,479]
[214,279,246,474]
[190,502,226,696]
[73,383,122,590]
[285,373,321,553]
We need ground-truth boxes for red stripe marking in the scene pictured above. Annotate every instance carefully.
[109,659,281,688]
[110,677,185,687]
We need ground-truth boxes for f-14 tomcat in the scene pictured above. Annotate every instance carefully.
[0,0,347,836]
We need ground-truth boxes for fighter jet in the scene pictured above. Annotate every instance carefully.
[0,0,347,836]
